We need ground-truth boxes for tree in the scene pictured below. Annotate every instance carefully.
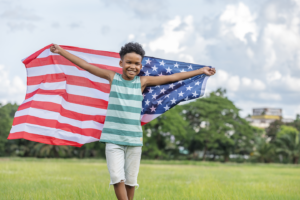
[31,143,71,158]
[142,105,188,159]
[252,138,275,163]
[0,103,19,156]
[275,125,300,164]
[266,120,284,141]
[183,88,255,162]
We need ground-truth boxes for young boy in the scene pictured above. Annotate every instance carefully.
[50,42,216,200]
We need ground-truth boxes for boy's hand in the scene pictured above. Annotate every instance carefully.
[50,44,62,54]
[201,66,216,76]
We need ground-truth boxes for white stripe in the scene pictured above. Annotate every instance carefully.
[103,121,142,132]
[15,108,104,130]
[100,133,142,144]
[37,49,121,68]
[27,81,66,94]
[10,123,99,144]
[109,97,141,108]
[22,94,107,116]
[111,85,142,95]
[200,76,210,97]
[27,64,62,77]
[106,109,141,120]
[26,81,109,101]
[141,114,161,123]
[66,84,109,100]
[27,64,109,84]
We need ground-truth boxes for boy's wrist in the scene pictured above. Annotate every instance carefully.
[198,68,204,74]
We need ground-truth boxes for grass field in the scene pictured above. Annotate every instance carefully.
[0,158,300,200]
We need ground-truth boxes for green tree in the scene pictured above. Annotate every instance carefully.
[0,103,19,156]
[31,143,71,158]
[142,105,188,159]
[183,88,255,162]
[252,138,275,163]
[275,125,300,164]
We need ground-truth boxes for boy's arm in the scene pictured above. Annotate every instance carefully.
[50,44,115,84]
[141,67,216,88]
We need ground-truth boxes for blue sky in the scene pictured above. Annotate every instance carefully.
[0,0,299,118]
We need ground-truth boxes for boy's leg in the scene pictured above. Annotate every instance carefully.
[105,143,128,200]
[124,146,142,200]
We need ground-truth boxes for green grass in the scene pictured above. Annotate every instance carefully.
[0,158,300,199]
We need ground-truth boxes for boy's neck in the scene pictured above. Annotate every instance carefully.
[122,74,135,81]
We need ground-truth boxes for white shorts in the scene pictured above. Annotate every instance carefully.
[105,143,142,187]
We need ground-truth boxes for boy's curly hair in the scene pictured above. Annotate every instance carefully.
[119,42,145,60]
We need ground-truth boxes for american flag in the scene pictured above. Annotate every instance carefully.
[7,44,211,147]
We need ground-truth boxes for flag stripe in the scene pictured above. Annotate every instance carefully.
[27,74,111,94]
[26,82,110,101]
[26,55,123,74]
[22,94,107,115]
[18,100,106,123]
[24,91,109,109]
[13,116,102,138]
[36,49,121,68]
[7,132,83,147]
[10,123,99,144]
[15,107,104,130]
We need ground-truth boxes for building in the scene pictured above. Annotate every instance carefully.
[246,108,285,128]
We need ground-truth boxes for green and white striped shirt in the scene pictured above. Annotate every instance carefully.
[100,73,143,146]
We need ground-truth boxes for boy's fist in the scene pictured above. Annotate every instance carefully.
[50,44,62,54]
[201,66,216,76]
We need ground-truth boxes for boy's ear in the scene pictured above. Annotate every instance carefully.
[119,60,123,68]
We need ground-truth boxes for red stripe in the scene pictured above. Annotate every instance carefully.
[27,73,65,85]
[12,116,102,138]
[26,55,123,74]
[23,44,52,65]
[25,89,108,109]
[18,100,106,124]
[27,73,111,94]
[25,89,65,99]
[60,45,120,58]
[7,131,83,147]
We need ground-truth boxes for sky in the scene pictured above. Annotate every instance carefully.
[0,0,299,118]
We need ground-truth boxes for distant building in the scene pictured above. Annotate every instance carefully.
[246,108,293,128]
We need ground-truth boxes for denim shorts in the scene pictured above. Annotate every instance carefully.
[105,143,142,187]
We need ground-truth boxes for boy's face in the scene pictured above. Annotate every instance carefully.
[119,52,142,80]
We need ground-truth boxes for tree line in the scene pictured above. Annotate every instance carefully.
[0,88,299,164]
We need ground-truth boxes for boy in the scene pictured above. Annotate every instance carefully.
[50,42,216,200]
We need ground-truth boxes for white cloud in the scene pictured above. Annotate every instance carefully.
[267,71,282,82]
[220,2,257,43]
[0,65,26,104]
[128,34,135,41]
[209,70,266,93]
[259,92,281,101]
[149,15,194,53]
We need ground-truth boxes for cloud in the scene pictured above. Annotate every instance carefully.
[6,21,36,32]
[148,15,194,53]
[101,25,110,35]
[0,6,41,32]
[0,6,41,21]
[69,22,81,29]
[0,65,26,105]
[220,2,257,43]
[102,0,167,18]
[52,22,60,28]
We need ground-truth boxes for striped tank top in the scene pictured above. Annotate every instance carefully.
[99,73,143,146]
